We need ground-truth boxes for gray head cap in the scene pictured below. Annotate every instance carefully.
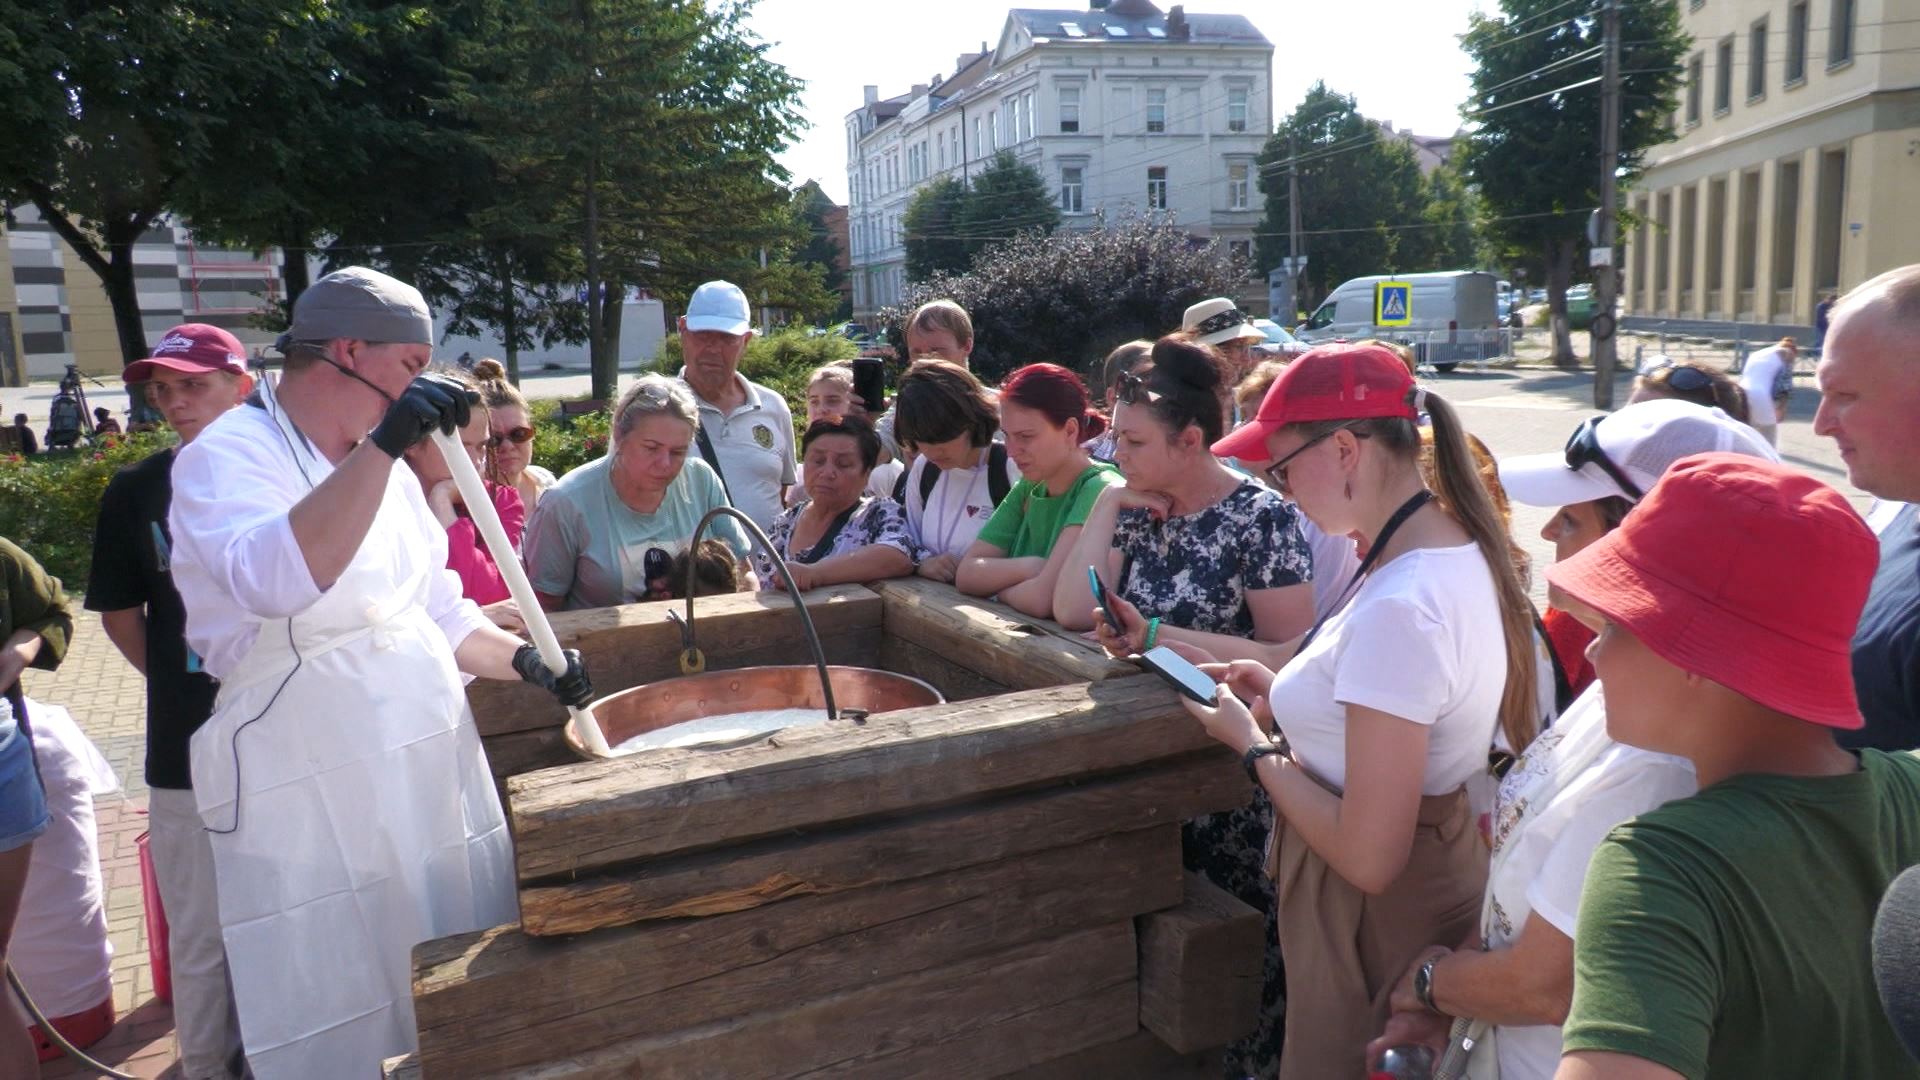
[276,266,432,351]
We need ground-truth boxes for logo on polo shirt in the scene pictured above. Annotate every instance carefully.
[753,423,775,449]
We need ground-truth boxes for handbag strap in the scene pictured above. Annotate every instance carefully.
[694,423,735,506]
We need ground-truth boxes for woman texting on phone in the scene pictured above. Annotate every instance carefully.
[1184,342,1540,1079]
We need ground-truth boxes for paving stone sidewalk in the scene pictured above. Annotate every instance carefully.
[22,608,181,1078]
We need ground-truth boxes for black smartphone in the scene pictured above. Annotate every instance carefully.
[1088,566,1120,633]
[852,356,886,412]
[1139,645,1220,706]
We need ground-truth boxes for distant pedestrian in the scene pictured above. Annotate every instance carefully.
[1738,337,1796,446]
[1816,291,1836,351]
[8,414,36,456]
[91,407,121,436]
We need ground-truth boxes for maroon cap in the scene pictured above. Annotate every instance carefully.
[1547,452,1878,729]
[123,324,250,383]
[1212,342,1417,461]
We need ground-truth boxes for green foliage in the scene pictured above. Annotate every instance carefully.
[652,326,858,414]
[956,152,1062,260]
[1421,163,1486,271]
[0,432,179,591]
[904,176,973,282]
[526,399,613,479]
[882,213,1243,384]
[793,181,850,319]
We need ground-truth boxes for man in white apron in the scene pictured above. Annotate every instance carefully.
[167,267,593,1079]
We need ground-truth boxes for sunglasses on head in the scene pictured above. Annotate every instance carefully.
[1564,416,1644,501]
[1638,362,1714,393]
[1114,371,1164,406]
[488,425,534,448]
[1262,421,1366,496]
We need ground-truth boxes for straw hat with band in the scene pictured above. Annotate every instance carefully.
[1182,296,1265,348]
[1545,452,1878,730]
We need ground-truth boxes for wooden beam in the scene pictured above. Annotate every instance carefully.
[997,1028,1227,1080]
[468,585,883,738]
[480,728,573,783]
[873,577,1135,689]
[508,674,1222,884]
[414,828,1180,1077]
[514,754,1239,935]
[877,633,1011,701]
[458,922,1138,1080]
[1138,871,1267,1053]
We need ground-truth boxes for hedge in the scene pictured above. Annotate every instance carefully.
[0,432,180,591]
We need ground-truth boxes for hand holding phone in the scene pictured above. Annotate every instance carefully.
[1088,566,1121,633]
[1139,645,1221,706]
[852,357,886,414]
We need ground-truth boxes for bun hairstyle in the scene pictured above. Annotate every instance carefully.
[1134,334,1228,446]
[470,357,530,413]
[1000,363,1109,441]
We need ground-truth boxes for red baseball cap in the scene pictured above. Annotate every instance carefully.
[1211,342,1417,462]
[123,324,250,384]
[1546,452,1879,729]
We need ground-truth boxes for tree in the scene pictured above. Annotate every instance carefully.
[1416,163,1485,272]
[792,181,848,317]
[880,212,1243,383]
[1459,0,1687,363]
[954,152,1061,261]
[1254,84,1431,309]
[902,176,971,282]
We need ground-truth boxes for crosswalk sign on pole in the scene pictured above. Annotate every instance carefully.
[1376,281,1412,327]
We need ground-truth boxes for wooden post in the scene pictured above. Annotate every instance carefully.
[1137,872,1267,1053]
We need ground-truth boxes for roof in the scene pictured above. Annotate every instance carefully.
[1007,7,1270,47]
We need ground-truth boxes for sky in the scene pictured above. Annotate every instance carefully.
[750,0,1499,204]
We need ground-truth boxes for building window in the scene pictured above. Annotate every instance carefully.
[1147,166,1168,210]
[1828,0,1855,66]
[1228,163,1250,210]
[1685,53,1703,124]
[1714,36,1733,115]
[1025,92,1037,140]
[1146,88,1167,133]
[1748,18,1767,100]
[936,132,945,170]
[974,117,983,156]
[1227,86,1249,133]
[988,110,999,151]
[1061,166,1084,213]
[1060,86,1081,133]
[1786,1,1810,84]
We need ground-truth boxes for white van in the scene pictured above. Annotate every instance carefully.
[1295,270,1504,371]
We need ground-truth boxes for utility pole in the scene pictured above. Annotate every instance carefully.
[1287,129,1304,320]
[1592,0,1623,408]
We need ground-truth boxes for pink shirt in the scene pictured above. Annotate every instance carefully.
[445,483,525,606]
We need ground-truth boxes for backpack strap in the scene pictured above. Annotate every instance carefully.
[891,464,911,504]
[917,458,944,505]
[986,443,1013,507]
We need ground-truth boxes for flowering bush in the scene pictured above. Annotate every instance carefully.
[0,431,179,590]
[528,401,612,479]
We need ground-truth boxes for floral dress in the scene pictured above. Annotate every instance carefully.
[1113,480,1313,1079]
[753,495,917,585]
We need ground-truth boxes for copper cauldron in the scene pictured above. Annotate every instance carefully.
[565,665,943,760]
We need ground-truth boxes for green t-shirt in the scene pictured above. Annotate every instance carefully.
[1563,748,1920,1080]
[972,463,1121,560]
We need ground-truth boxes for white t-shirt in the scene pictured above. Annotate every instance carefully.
[1299,517,1360,620]
[1481,685,1698,1078]
[901,449,1023,561]
[1739,347,1791,426]
[678,372,798,532]
[1268,543,1506,795]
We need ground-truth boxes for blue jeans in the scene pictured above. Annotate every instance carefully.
[0,697,49,853]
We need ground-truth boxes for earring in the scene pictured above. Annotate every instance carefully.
[1344,479,1353,501]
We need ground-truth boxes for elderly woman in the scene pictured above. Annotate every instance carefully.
[524,375,749,610]
[473,358,558,513]
[754,415,915,592]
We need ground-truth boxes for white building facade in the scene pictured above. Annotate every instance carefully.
[846,0,1274,321]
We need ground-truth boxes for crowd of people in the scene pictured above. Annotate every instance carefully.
[0,259,1913,1080]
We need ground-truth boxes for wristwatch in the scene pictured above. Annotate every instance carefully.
[1241,739,1285,783]
[1414,955,1441,1014]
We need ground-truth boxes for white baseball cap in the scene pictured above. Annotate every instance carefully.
[683,280,752,335]
[1498,398,1781,508]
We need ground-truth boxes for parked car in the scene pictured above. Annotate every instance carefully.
[1250,318,1309,359]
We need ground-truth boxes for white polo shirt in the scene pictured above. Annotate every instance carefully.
[677,371,797,532]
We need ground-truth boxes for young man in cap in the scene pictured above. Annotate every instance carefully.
[1546,453,1920,1080]
[167,267,593,1078]
[1182,296,1266,382]
[674,279,796,531]
[1816,264,1920,752]
[85,323,255,1078]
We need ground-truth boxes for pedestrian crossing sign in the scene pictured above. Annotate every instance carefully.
[1376,281,1412,327]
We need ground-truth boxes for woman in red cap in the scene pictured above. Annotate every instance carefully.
[1538,453,1920,1080]
[1184,341,1541,1079]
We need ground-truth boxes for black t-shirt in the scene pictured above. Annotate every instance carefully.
[84,447,219,789]
[1844,503,1920,753]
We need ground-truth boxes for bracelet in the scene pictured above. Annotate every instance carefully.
[1143,617,1161,651]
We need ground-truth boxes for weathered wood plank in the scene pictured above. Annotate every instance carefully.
[480,727,573,783]
[1138,871,1266,1053]
[508,673,1221,884]
[515,754,1238,935]
[469,585,882,738]
[482,922,1139,1080]
[414,828,1180,1077]
[874,577,1135,689]
[994,1027,1227,1080]
[878,633,1011,701]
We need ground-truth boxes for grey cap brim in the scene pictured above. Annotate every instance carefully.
[1497,452,1629,508]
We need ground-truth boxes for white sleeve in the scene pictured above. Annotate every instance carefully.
[1331,594,1451,724]
[1523,754,1700,937]
[427,564,493,653]
[168,427,323,620]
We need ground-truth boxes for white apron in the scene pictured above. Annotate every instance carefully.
[190,395,517,1080]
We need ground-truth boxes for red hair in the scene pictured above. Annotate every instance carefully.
[999,363,1108,440]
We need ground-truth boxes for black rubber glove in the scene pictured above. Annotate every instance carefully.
[369,373,477,459]
[513,644,594,709]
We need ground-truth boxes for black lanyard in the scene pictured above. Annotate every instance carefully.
[1295,489,1434,655]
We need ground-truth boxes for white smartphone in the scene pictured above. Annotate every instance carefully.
[1138,645,1220,706]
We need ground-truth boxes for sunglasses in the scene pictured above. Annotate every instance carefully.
[1262,421,1366,496]
[1564,416,1644,501]
[1114,371,1164,406]
[1637,363,1714,393]
[488,425,534,448]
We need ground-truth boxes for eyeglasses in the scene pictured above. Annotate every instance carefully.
[1114,371,1163,406]
[1564,416,1644,501]
[1262,421,1365,496]
[488,425,534,448]
[1637,362,1715,394]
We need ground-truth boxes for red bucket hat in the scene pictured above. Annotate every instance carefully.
[1546,452,1879,729]
[1211,342,1417,461]
[123,324,250,384]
